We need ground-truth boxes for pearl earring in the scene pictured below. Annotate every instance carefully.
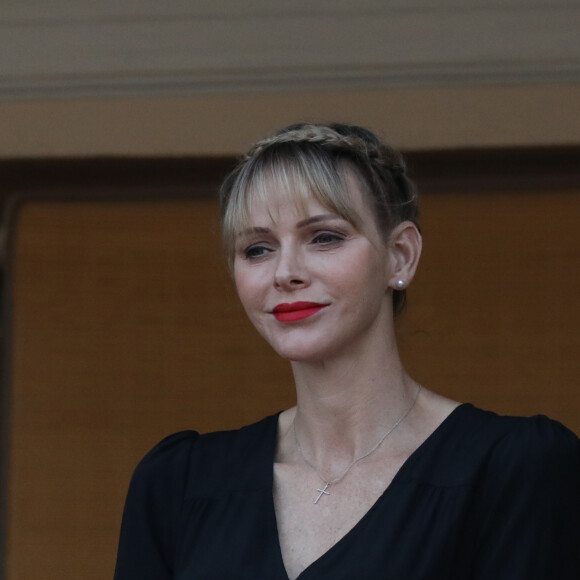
[395,279,406,289]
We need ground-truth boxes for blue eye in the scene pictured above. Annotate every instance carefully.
[313,232,344,245]
[244,245,270,259]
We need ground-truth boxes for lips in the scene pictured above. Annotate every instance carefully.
[272,302,328,322]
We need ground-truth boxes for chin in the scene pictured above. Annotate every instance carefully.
[268,337,337,363]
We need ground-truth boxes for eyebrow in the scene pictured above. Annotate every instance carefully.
[238,214,342,237]
[296,214,342,228]
[238,226,271,237]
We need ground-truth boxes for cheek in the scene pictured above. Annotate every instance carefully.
[233,272,252,310]
[330,249,386,287]
[234,265,265,314]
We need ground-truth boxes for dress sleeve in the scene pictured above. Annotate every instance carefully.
[114,431,198,580]
[470,416,580,579]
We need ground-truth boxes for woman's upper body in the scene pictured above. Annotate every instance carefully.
[114,403,580,579]
[224,122,462,577]
[116,123,580,578]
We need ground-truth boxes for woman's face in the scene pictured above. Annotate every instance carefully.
[233,174,396,363]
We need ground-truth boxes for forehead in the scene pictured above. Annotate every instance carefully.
[242,196,337,232]
[245,179,330,222]
[237,162,368,231]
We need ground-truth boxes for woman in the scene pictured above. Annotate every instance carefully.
[115,123,580,579]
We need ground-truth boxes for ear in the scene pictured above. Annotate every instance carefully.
[386,221,422,290]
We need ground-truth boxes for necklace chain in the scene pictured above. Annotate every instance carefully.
[293,383,422,503]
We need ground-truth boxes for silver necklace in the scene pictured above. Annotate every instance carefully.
[293,383,422,504]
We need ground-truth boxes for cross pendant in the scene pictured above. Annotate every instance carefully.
[314,483,331,504]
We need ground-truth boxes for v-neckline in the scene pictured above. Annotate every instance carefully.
[268,403,470,580]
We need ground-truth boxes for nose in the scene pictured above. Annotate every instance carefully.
[274,246,309,291]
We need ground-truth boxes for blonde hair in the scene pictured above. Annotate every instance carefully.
[219,122,419,314]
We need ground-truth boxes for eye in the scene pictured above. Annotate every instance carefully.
[312,231,345,245]
[244,244,271,259]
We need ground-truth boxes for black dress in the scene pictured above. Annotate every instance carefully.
[114,404,580,579]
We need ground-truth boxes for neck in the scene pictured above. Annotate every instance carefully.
[289,338,419,467]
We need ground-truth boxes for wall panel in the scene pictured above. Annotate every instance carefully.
[398,190,580,431]
[4,188,579,577]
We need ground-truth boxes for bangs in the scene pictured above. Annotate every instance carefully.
[223,145,363,262]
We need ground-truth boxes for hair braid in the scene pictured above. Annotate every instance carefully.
[244,124,405,174]
[242,123,416,214]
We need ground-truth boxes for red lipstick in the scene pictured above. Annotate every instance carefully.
[272,302,328,322]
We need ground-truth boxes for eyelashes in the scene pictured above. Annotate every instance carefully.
[244,245,271,259]
[241,230,347,260]
[311,232,345,245]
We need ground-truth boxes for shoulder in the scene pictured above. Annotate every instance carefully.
[479,411,580,492]
[416,404,580,486]
[186,412,280,496]
[128,431,200,499]
[465,407,580,473]
[494,411,578,457]
[447,403,578,452]
[449,406,580,501]
[131,412,280,497]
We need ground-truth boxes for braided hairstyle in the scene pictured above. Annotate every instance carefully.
[219,122,419,315]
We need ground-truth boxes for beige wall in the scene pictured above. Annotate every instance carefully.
[1,83,580,158]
